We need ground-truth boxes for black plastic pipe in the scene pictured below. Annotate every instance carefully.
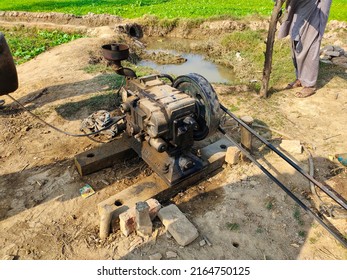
[220,104,347,211]
[219,104,347,248]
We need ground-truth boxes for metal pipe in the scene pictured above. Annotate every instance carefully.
[220,104,347,211]
[219,127,347,248]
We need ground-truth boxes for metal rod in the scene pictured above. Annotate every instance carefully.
[219,127,347,248]
[220,104,347,211]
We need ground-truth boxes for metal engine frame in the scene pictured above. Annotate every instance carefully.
[101,43,223,186]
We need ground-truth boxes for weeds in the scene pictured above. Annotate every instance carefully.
[226,222,240,231]
[293,206,305,226]
[95,74,125,90]
[3,26,84,64]
[309,237,318,244]
[265,197,276,210]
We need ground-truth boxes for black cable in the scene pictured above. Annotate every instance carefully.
[7,93,125,138]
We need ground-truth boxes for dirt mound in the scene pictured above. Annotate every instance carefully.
[0,11,122,27]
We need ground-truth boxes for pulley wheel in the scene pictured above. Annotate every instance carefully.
[173,73,221,141]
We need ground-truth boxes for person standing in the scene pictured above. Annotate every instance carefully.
[279,0,332,97]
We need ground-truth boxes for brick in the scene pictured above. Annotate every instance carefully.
[158,204,199,246]
[119,198,161,237]
[225,146,241,165]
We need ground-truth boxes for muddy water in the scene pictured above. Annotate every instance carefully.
[139,37,235,84]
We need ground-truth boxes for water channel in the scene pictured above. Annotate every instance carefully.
[138,37,235,84]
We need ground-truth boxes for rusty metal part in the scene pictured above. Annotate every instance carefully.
[102,43,129,64]
[173,73,222,140]
[101,43,137,78]
[0,32,18,95]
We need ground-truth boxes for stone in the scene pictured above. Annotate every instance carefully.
[332,56,347,68]
[149,253,162,260]
[119,198,161,237]
[333,45,345,55]
[166,251,178,259]
[325,50,341,57]
[158,204,199,246]
[225,146,241,165]
[135,201,152,237]
[199,239,206,247]
[320,54,331,60]
[320,59,333,64]
[321,45,334,53]
[279,140,303,155]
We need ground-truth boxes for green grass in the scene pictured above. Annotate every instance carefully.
[0,0,346,20]
[2,26,84,64]
[226,222,240,231]
[218,29,293,88]
[293,206,305,226]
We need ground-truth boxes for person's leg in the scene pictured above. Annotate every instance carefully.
[285,40,302,89]
[293,34,321,97]
[297,37,321,87]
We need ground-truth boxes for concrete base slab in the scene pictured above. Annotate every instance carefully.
[97,135,233,239]
[74,135,137,176]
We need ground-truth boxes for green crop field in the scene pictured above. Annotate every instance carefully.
[0,0,346,21]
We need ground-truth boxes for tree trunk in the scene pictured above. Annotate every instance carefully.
[259,0,286,98]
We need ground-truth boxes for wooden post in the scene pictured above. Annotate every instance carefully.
[240,116,254,160]
[259,0,286,98]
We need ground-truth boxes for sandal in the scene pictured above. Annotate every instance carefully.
[285,79,302,89]
[294,87,316,98]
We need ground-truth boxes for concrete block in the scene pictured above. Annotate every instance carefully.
[225,146,241,165]
[279,139,303,155]
[136,201,152,237]
[119,198,161,237]
[74,135,136,176]
[200,138,233,163]
[158,204,199,246]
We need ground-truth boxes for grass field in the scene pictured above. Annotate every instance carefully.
[2,26,84,64]
[0,0,346,21]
